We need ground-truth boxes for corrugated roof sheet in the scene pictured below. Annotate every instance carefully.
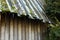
[0,0,51,23]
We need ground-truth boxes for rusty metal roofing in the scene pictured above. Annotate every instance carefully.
[0,0,51,23]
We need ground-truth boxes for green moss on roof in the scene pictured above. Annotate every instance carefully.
[0,0,50,23]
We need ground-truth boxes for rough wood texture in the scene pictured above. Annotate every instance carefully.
[0,13,1,40]
[0,13,47,40]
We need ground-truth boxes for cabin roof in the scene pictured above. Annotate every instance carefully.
[0,0,51,23]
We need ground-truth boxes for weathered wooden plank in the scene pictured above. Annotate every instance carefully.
[1,14,5,40]
[26,19,29,40]
[29,20,32,40]
[31,21,34,40]
[18,18,21,40]
[38,22,41,40]
[22,19,26,40]
[21,19,23,40]
[0,14,1,40]
[34,22,38,40]
[13,14,18,40]
[40,23,43,40]
[10,14,14,40]
[42,23,47,40]
[40,23,47,40]
[5,14,10,40]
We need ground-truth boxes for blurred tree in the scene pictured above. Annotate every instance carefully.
[45,0,60,40]
[45,0,60,23]
[0,0,9,11]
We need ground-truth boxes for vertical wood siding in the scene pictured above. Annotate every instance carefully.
[0,13,47,40]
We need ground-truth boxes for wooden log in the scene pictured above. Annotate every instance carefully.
[18,17,21,40]
[31,21,34,40]
[1,14,5,40]
[4,14,10,40]
[10,14,14,40]
[38,22,41,40]
[29,20,32,40]
[34,22,38,40]
[0,13,1,40]
[26,19,29,40]
[13,14,18,40]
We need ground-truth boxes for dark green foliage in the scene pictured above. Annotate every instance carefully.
[49,24,60,40]
[45,0,60,23]
[45,0,60,40]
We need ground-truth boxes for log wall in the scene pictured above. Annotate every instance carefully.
[0,13,47,40]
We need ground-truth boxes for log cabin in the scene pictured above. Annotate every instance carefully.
[0,0,51,40]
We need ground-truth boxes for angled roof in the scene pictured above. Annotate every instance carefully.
[0,0,51,23]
